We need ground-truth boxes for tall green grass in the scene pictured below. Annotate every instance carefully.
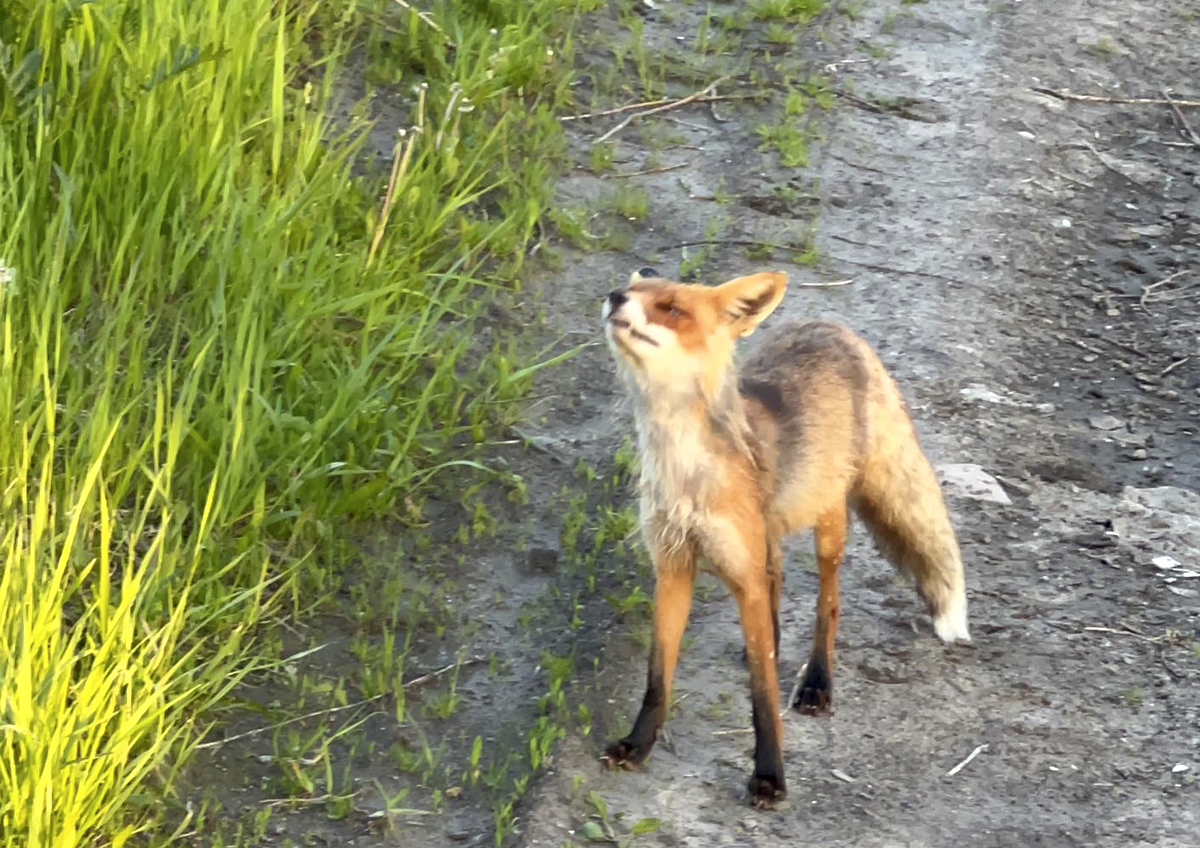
[0,0,588,843]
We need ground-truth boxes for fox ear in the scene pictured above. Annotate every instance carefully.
[715,271,788,337]
[629,267,660,284]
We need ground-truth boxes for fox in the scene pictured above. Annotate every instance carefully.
[598,267,970,806]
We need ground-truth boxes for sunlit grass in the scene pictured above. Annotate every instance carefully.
[0,0,590,843]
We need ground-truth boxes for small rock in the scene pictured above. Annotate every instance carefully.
[1089,413,1123,431]
[1172,763,1190,774]
[1129,224,1165,237]
[937,464,1012,505]
[1073,532,1118,550]
[526,545,560,573]
[1152,555,1180,570]
[1128,448,1148,460]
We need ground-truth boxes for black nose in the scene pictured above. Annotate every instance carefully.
[607,290,628,308]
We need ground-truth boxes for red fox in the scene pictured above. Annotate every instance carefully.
[599,268,970,806]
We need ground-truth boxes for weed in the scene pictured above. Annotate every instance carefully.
[590,142,618,174]
[1088,35,1120,57]
[753,0,826,22]
[765,23,797,46]
[606,186,651,220]
[756,119,811,167]
[580,790,662,846]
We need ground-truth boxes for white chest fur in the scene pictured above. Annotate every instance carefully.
[636,409,713,548]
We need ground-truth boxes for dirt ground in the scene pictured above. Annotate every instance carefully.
[189,1,1199,845]
[513,1,1200,847]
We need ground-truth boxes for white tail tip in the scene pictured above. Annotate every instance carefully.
[933,590,971,644]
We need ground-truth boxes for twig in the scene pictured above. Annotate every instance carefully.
[596,76,732,144]
[661,238,794,251]
[799,278,854,288]
[1031,87,1200,108]
[1071,140,1163,197]
[1162,89,1200,147]
[1160,357,1190,376]
[264,791,359,807]
[1082,625,1172,643]
[827,254,965,285]
[562,93,754,122]
[661,115,716,133]
[946,743,988,776]
[196,657,485,750]
[833,90,940,122]
[1140,268,1195,312]
[609,159,696,179]
[392,0,452,44]
[368,127,420,267]
[1046,167,1095,189]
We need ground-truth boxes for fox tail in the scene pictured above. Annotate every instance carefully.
[852,419,970,643]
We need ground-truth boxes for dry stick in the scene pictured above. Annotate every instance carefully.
[1140,268,1195,311]
[1073,140,1164,198]
[1082,625,1168,643]
[946,743,989,777]
[196,657,486,751]
[367,129,419,267]
[1162,88,1200,147]
[828,254,965,285]
[595,75,732,144]
[1161,357,1191,377]
[662,238,796,251]
[1031,87,1200,108]
[562,93,754,122]
[608,159,696,179]
[392,0,452,44]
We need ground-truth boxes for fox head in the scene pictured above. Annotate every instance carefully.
[602,268,788,398]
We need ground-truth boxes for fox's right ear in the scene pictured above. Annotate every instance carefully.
[629,267,660,284]
[715,271,788,337]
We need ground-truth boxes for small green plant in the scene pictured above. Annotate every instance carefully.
[755,119,810,167]
[606,186,651,220]
[765,23,796,45]
[580,790,662,846]
[752,0,826,22]
[590,142,617,174]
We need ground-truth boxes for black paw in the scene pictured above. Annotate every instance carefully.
[793,661,832,716]
[747,772,787,808]
[600,738,651,770]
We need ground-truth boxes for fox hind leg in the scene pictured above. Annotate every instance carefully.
[794,505,846,715]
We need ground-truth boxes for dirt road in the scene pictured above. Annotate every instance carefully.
[513,1,1200,846]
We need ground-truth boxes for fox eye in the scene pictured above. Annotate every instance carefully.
[657,301,687,318]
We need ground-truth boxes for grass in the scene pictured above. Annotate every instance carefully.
[0,0,594,844]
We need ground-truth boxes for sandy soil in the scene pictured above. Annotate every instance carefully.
[514,1,1200,847]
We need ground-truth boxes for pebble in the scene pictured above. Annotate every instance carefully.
[1089,413,1123,431]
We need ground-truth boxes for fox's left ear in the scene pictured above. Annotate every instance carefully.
[715,271,788,337]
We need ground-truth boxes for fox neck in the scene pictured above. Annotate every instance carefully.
[625,366,755,529]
